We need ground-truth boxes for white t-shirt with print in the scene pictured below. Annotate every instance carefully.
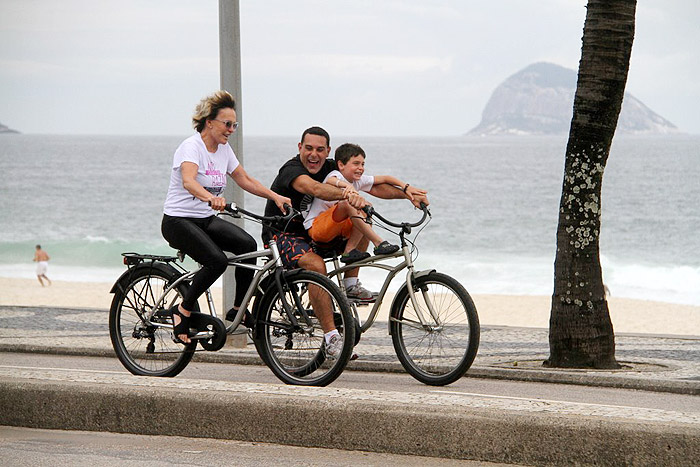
[163,133,240,218]
[303,170,374,230]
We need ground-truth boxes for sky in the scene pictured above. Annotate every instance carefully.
[1,0,699,136]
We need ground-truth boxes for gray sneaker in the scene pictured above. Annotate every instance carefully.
[325,334,343,359]
[346,282,377,302]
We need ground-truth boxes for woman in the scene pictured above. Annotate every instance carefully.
[162,90,290,343]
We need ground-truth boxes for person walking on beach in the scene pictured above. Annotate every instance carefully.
[33,244,51,286]
[262,126,429,356]
[161,90,290,344]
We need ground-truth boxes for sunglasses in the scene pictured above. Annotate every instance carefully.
[213,119,239,130]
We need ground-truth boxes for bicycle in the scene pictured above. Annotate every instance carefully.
[108,204,355,387]
[315,203,480,386]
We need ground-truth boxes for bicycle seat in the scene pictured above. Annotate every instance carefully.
[312,238,347,260]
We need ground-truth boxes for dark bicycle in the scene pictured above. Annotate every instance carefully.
[108,204,355,387]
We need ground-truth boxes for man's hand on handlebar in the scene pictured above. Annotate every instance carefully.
[405,185,428,203]
[346,191,370,210]
[409,192,430,209]
[273,194,292,214]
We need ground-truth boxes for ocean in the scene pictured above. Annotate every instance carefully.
[1,134,698,306]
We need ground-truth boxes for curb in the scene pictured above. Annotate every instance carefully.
[2,377,698,465]
[2,343,698,395]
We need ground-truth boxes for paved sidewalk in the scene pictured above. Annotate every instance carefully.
[1,305,699,465]
[1,305,698,394]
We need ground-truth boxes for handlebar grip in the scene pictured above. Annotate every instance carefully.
[208,200,238,210]
[279,204,296,223]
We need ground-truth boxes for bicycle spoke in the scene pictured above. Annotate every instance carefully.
[253,271,354,386]
[109,267,195,377]
[391,272,479,386]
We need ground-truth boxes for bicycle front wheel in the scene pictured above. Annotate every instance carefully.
[254,270,355,386]
[109,265,196,377]
[390,272,479,386]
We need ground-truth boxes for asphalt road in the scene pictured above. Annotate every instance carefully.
[0,426,508,466]
[3,352,697,414]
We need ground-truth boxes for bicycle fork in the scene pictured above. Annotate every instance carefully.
[404,250,442,331]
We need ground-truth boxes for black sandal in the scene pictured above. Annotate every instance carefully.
[171,305,192,344]
[225,308,255,329]
[340,249,370,264]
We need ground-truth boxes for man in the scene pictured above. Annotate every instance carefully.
[33,244,52,286]
[263,126,429,356]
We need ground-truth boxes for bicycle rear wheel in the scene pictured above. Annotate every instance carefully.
[390,272,479,386]
[109,265,196,377]
[253,270,354,386]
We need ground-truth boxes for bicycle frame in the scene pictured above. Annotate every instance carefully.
[142,219,325,341]
[146,246,278,333]
[324,214,439,334]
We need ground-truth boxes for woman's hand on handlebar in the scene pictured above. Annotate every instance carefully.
[208,196,227,211]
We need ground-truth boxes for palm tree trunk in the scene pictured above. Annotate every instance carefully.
[546,0,637,369]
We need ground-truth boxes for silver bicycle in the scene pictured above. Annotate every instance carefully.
[108,204,355,387]
[317,204,480,386]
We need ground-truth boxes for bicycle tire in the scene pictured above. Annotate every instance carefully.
[253,270,355,386]
[390,272,479,386]
[109,265,196,377]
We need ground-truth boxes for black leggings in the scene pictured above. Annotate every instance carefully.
[161,214,256,311]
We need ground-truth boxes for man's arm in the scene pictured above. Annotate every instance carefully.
[369,183,430,208]
[292,174,368,208]
[372,174,405,189]
[326,175,358,197]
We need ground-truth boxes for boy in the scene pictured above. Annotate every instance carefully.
[304,143,427,264]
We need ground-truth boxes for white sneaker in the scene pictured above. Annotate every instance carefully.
[325,334,343,359]
[346,282,377,302]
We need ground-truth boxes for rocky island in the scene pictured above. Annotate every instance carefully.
[0,122,20,134]
[468,62,678,136]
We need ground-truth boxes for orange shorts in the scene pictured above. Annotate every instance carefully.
[308,205,353,243]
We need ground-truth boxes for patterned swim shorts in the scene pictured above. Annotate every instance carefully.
[270,233,313,269]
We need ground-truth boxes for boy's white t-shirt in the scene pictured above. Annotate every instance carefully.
[163,133,240,218]
[303,170,374,230]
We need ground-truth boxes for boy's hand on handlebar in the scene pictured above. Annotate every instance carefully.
[209,196,227,211]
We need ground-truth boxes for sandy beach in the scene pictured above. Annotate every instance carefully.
[0,277,698,336]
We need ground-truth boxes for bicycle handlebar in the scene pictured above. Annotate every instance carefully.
[222,202,298,226]
[363,202,430,229]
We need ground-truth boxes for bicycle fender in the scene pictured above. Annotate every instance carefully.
[387,269,436,334]
[109,261,181,294]
[250,273,276,318]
